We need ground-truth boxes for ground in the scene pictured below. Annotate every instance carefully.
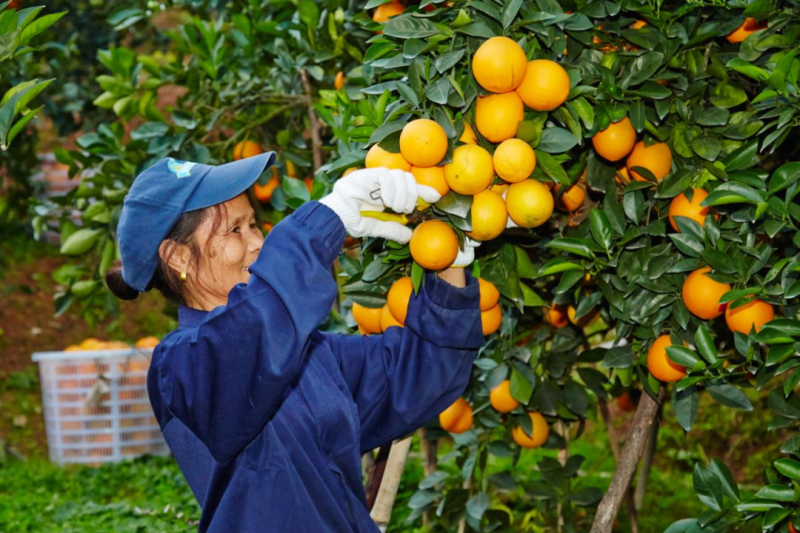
[0,230,774,532]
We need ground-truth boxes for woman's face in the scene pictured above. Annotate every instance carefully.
[187,194,263,310]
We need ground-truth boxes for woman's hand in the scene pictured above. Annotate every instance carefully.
[319,167,441,243]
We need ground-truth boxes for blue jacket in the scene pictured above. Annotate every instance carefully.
[147,202,485,532]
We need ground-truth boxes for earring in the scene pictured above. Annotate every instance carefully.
[180,270,187,282]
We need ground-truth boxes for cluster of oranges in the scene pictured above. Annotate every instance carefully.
[352,276,502,337]
[64,336,160,352]
[438,382,550,449]
[648,267,775,383]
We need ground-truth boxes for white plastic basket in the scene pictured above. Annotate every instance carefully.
[31,348,169,465]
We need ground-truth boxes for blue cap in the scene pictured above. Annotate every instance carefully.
[118,153,276,292]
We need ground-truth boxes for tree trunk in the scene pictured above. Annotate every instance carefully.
[590,387,664,533]
[597,397,639,533]
[420,429,438,527]
[634,415,659,510]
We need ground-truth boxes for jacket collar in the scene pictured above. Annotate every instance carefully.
[178,305,209,328]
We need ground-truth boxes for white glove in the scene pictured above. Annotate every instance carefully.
[320,167,441,243]
[501,188,518,228]
[452,237,481,267]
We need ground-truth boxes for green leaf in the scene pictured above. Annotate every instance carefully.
[383,15,439,39]
[722,139,758,172]
[726,58,770,81]
[569,97,594,130]
[620,52,665,88]
[6,104,41,146]
[774,458,800,480]
[425,76,451,105]
[536,259,583,277]
[521,283,547,307]
[706,384,753,411]
[755,485,794,502]
[434,49,464,74]
[436,191,472,218]
[769,162,800,194]
[695,107,731,127]
[710,459,741,502]
[589,209,613,252]
[693,464,723,511]
[368,122,405,145]
[19,11,66,44]
[500,0,523,28]
[538,127,577,154]
[735,498,785,512]
[456,21,495,38]
[703,182,766,206]
[674,386,699,431]
[710,81,748,109]
[466,492,489,521]
[546,238,596,259]
[694,327,719,364]
[666,346,700,368]
[601,345,634,368]
[535,150,570,186]
[510,368,533,404]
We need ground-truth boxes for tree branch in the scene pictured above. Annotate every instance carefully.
[300,68,323,172]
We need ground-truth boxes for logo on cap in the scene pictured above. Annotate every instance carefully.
[167,158,197,178]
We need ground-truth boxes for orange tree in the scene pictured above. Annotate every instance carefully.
[315,0,800,531]
[41,0,800,530]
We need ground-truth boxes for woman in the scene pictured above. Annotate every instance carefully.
[107,152,485,532]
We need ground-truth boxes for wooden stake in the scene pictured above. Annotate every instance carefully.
[299,68,323,172]
[591,387,663,533]
[365,443,392,511]
[370,435,414,531]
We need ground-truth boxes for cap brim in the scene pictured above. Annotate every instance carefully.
[185,151,277,211]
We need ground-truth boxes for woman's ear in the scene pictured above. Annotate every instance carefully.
[159,240,192,278]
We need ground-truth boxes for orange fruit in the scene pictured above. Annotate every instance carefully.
[353,303,383,334]
[373,1,405,23]
[262,222,273,233]
[410,220,459,270]
[555,182,586,212]
[726,18,767,43]
[481,304,502,335]
[505,179,554,228]
[479,278,500,312]
[512,412,549,448]
[647,335,687,382]
[135,336,160,349]
[490,183,509,195]
[669,189,715,232]
[568,305,599,328]
[471,36,528,93]
[682,268,730,320]
[380,304,404,331]
[460,123,478,145]
[466,190,507,241]
[546,303,569,328]
[592,118,636,162]
[334,71,346,90]
[439,397,473,434]
[254,174,280,203]
[725,298,775,334]
[627,141,672,182]
[365,144,412,172]
[493,138,536,183]
[475,92,524,143]
[789,522,797,533]
[400,119,448,168]
[387,276,414,325]
[444,144,494,195]
[631,20,647,29]
[80,338,104,351]
[490,380,519,413]
[358,325,369,336]
[233,140,263,161]
[615,165,631,185]
[411,166,449,198]
[515,59,571,111]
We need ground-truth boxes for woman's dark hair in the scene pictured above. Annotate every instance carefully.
[106,191,260,306]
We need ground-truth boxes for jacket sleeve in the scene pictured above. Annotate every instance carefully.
[324,271,485,453]
[153,201,345,464]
